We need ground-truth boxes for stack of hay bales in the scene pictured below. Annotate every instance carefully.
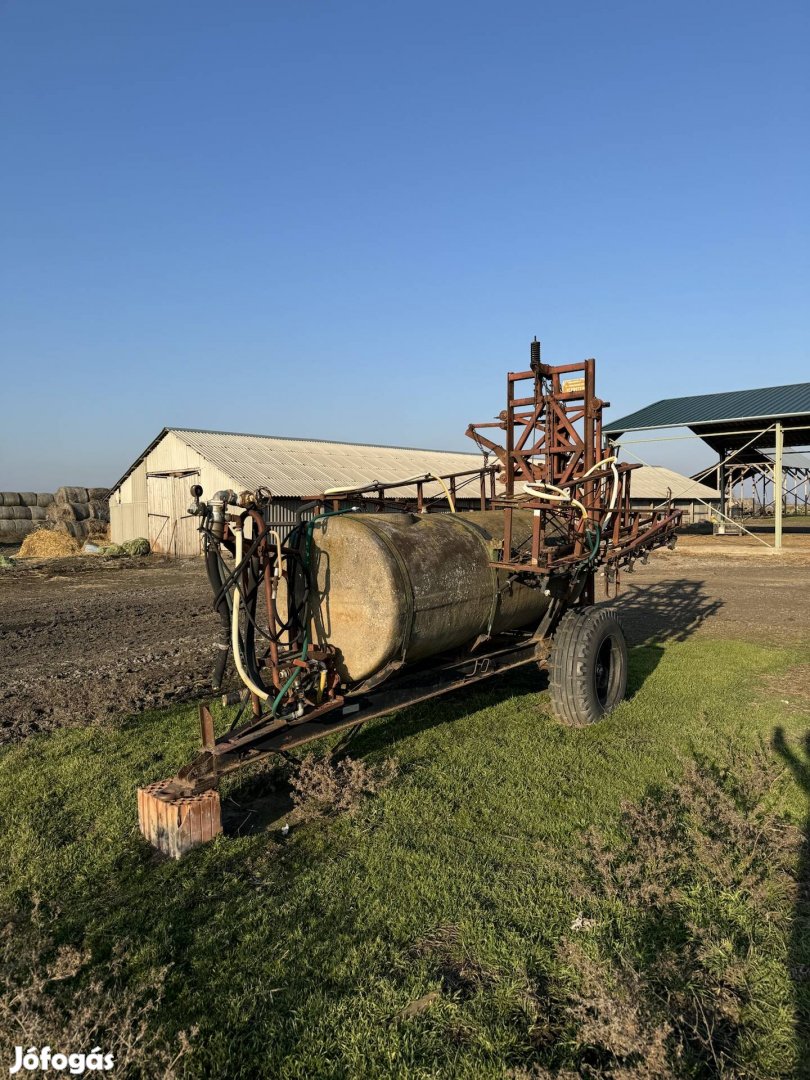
[45,487,110,542]
[0,492,54,544]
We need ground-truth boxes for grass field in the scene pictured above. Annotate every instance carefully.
[2,636,810,1078]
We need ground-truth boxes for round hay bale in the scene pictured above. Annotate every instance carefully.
[87,499,110,521]
[1,493,21,506]
[69,502,91,521]
[10,506,33,520]
[46,503,75,524]
[18,529,81,558]
[2,520,37,537]
[55,486,89,504]
[29,506,46,521]
[87,487,110,501]
[36,492,55,507]
[19,492,38,506]
[0,508,15,520]
[83,520,109,541]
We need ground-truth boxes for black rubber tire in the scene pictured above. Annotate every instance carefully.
[548,606,628,727]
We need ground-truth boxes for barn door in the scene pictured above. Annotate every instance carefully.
[147,476,173,554]
[171,475,201,556]
[147,470,201,556]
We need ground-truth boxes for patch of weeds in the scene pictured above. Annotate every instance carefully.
[290,752,397,820]
[515,943,674,1078]
[560,942,674,1078]
[584,748,796,915]
[544,747,799,1078]
[0,902,195,1076]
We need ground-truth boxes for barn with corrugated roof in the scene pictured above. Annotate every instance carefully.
[108,429,488,556]
[108,428,719,556]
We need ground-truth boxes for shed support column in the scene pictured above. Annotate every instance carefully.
[774,422,783,551]
[718,450,727,525]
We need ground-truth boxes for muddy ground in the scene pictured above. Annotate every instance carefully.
[1,539,808,743]
[0,556,214,743]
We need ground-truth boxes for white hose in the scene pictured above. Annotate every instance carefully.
[265,528,283,580]
[525,456,620,530]
[580,456,620,528]
[231,524,269,701]
[524,481,588,522]
[420,473,456,513]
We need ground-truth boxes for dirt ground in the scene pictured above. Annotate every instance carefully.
[605,537,810,647]
[1,537,808,744]
[0,555,213,743]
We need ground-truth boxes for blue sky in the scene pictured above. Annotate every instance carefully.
[1,0,807,489]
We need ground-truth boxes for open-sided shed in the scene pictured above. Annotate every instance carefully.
[604,381,810,547]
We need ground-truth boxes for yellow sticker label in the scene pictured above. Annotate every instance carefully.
[561,377,586,394]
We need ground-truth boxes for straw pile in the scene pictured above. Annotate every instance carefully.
[0,492,54,543]
[18,529,82,559]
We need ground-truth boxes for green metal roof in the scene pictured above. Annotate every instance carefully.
[604,382,810,456]
[604,382,810,437]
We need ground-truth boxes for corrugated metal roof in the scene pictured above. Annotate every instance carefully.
[628,465,719,501]
[604,382,810,436]
[514,465,719,502]
[765,450,810,470]
[170,429,486,499]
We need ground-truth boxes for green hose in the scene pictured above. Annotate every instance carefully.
[577,524,601,572]
[270,507,356,716]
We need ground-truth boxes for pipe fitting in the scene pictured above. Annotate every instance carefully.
[209,489,239,540]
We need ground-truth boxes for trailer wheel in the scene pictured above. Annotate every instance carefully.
[548,606,628,726]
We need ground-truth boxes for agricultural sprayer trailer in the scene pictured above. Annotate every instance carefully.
[138,342,681,856]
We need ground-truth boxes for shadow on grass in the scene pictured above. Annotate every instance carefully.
[334,663,545,760]
[225,636,669,839]
[223,665,546,836]
[772,726,810,1078]
[221,766,295,836]
[626,643,664,698]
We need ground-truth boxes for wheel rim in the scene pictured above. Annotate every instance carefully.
[594,636,615,707]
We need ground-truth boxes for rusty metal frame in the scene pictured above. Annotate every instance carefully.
[164,635,545,797]
[308,465,500,516]
[466,343,681,587]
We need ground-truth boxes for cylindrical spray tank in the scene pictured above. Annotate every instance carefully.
[305,510,550,683]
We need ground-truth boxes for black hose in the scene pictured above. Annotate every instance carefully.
[203,513,310,690]
[213,539,268,692]
[205,536,232,690]
[240,551,269,691]
[204,527,266,691]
